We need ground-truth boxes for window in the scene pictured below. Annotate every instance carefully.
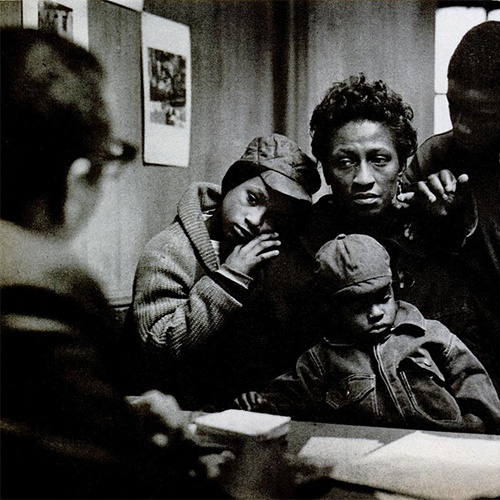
[434,1,500,134]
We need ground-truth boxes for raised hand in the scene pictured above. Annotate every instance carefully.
[224,232,281,276]
[398,170,469,217]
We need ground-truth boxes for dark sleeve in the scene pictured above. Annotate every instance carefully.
[0,285,206,499]
[442,331,500,434]
[262,348,327,421]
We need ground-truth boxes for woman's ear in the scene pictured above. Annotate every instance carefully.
[63,158,99,237]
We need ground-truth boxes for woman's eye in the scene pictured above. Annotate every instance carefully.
[337,158,356,170]
[372,156,389,167]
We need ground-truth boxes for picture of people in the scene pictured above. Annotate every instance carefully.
[38,0,73,40]
[148,47,187,128]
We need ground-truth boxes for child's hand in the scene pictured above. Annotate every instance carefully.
[233,391,268,411]
[224,232,280,275]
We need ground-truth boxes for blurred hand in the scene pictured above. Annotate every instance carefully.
[398,170,469,218]
[224,233,280,275]
[126,390,189,447]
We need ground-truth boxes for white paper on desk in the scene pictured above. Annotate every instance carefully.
[332,431,500,500]
[298,437,383,466]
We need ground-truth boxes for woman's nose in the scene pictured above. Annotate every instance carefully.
[353,161,375,186]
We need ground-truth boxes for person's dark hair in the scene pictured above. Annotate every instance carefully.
[310,74,417,168]
[448,21,500,92]
[1,28,112,226]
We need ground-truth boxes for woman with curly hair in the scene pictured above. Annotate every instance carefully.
[235,75,497,421]
[304,75,477,331]
[256,74,476,370]
[309,73,418,245]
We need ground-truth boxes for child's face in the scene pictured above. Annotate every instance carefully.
[221,176,296,243]
[335,284,397,344]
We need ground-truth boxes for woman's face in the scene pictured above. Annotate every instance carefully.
[322,120,402,219]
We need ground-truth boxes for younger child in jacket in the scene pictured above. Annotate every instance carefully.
[236,233,500,434]
[131,134,321,409]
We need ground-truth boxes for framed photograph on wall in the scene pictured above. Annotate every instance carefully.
[22,0,89,48]
[142,13,191,167]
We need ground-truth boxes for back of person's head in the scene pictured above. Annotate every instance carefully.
[448,21,500,92]
[1,28,112,227]
[310,73,417,168]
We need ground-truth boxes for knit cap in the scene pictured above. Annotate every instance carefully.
[222,134,320,203]
[315,234,392,297]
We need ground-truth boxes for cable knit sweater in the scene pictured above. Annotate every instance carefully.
[132,183,298,409]
[133,183,246,359]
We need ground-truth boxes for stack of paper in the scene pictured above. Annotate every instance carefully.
[330,431,500,500]
[194,410,291,447]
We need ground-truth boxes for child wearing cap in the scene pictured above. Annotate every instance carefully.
[129,134,320,410]
[235,233,500,434]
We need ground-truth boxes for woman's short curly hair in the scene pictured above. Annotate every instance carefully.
[310,74,417,168]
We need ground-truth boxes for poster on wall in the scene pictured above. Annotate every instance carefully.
[142,12,191,167]
[22,0,89,49]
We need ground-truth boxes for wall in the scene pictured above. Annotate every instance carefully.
[1,0,436,304]
[73,0,278,305]
[284,0,436,162]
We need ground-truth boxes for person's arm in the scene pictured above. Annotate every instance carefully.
[401,144,477,250]
[133,230,281,361]
[239,348,327,420]
[442,332,500,434]
[133,237,246,361]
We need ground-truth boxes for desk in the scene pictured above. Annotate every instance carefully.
[188,413,500,500]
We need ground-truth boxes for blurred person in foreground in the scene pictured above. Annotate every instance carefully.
[0,28,224,499]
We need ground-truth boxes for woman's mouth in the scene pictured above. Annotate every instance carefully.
[353,193,380,205]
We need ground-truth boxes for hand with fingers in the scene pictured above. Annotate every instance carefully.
[233,391,267,411]
[224,232,281,276]
[233,391,279,414]
[398,170,470,218]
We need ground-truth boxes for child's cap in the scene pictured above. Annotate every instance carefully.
[221,134,321,202]
[315,234,392,297]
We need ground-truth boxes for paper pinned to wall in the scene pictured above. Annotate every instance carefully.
[142,12,191,167]
[22,0,89,49]
[332,431,500,500]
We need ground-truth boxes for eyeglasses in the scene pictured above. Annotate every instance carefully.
[98,138,138,178]
[103,138,137,164]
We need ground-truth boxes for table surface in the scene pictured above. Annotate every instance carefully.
[187,412,500,500]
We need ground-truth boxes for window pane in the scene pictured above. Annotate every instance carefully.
[488,9,500,21]
[435,7,486,94]
[434,94,452,135]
